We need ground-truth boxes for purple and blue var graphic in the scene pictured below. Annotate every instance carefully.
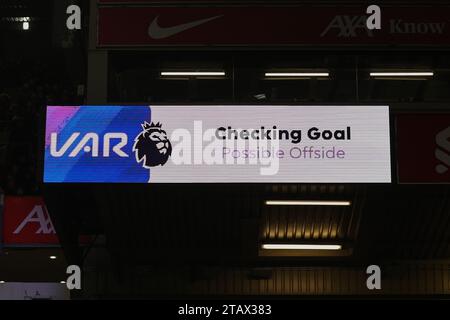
[44,106,151,183]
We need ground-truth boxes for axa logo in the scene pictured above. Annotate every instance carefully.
[133,121,172,168]
[435,126,450,174]
[14,205,55,235]
[50,132,128,157]
[321,15,446,38]
[321,15,373,38]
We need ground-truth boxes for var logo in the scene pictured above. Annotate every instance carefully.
[14,205,55,235]
[435,126,450,174]
[50,132,128,157]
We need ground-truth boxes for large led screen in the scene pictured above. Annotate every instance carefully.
[44,105,391,183]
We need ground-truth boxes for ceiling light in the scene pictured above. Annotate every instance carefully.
[60,281,66,284]
[265,72,329,77]
[265,200,351,206]
[160,71,225,77]
[370,72,433,77]
[0,281,5,284]
[22,21,29,30]
[262,244,342,250]
[49,256,57,260]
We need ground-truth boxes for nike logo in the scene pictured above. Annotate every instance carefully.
[148,15,222,39]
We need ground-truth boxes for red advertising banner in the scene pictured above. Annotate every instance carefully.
[97,6,450,47]
[397,114,450,184]
[2,196,59,246]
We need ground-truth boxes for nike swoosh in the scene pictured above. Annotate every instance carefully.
[148,15,222,39]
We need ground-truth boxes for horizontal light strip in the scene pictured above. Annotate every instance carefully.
[262,244,342,250]
[265,72,329,77]
[265,200,351,206]
[370,72,433,77]
[161,71,225,76]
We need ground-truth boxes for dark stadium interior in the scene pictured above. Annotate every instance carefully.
[0,0,449,300]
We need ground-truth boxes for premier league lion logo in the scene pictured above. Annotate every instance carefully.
[133,121,172,168]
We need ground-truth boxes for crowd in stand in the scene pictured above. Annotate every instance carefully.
[0,57,79,195]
